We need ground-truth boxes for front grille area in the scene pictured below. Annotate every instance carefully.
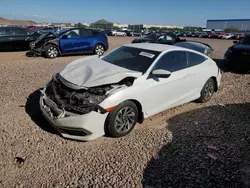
[58,127,88,136]
[45,75,109,115]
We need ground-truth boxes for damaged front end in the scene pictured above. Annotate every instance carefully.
[42,73,135,117]
[29,32,58,56]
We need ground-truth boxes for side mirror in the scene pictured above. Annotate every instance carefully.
[150,69,171,78]
[61,35,68,39]
[233,40,238,44]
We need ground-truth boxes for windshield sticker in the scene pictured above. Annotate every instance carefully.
[139,51,155,58]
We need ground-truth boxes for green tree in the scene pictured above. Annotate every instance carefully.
[112,26,120,30]
[148,27,161,31]
[224,27,240,32]
[75,22,87,28]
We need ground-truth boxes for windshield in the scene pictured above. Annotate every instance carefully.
[102,46,160,73]
[54,28,68,36]
[238,36,250,45]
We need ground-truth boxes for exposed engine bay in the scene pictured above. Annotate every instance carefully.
[45,73,135,115]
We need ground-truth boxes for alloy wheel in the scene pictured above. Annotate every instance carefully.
[114,107,136,133]
[95,45,104,56]
[48,47,58,58]
[203,81,214,100]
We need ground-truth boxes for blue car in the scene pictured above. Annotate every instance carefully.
[29,28,109,58]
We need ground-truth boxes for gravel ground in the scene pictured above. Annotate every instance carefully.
[0,37,250,188]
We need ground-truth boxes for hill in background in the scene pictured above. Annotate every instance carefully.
[0,17,36,26]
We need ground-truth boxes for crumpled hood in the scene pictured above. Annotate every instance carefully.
[34,32,56,43]
[59,55,142,89]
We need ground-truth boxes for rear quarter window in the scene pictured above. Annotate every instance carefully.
[80,29,93,37]
[187,52,207,67]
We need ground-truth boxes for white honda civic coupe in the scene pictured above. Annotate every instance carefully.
[40,43,221,141]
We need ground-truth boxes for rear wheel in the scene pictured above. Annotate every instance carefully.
[44,45,59,58]
[105,101,138,138]
[94,44,105,56]
[197,78,215,103]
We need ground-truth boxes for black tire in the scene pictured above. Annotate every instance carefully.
[105,101,138,138]
[44,45,59,59]
[197,78,215,103]
[94,44,105,56]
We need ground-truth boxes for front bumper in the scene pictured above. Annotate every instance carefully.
[224,53,250,70]
[39,87,108,141]
[29,43,43,56]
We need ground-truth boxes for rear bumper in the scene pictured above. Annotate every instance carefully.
[105,43,109,51]
[39,87,108,141]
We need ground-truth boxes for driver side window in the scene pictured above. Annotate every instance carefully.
[154,51,187,72]
[65,29,80,38]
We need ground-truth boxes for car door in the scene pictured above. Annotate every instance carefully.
[11,28,32,50]
[0,28,14,50]
[142,51,190,116]
[184,51,209,99]
[79,29,96,52]
[59,29,84,53]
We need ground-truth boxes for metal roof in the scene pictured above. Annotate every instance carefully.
[207,19,250,22]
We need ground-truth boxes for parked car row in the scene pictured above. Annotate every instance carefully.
[177,31,247,40]
[0,26,109,57]
[105,29,144,37]
[2,25,250,141]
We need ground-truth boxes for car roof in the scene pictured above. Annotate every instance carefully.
[124,43,188,52]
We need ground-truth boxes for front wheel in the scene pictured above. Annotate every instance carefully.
[44,45,59,58]
[105,101,138,138]
[197,78,215,103]
[94,44,105,56]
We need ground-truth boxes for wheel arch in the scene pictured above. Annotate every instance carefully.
[210,76,218,92]
[44,42,61,53]
[94,42,106,50]
[125,99,144,124]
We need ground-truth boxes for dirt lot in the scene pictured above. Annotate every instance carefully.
[0,37,250,188]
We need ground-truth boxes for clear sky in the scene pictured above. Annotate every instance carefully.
[0,0,249,26]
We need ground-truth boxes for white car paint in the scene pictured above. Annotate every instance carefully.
[222,33,235,39]
[59,55,142,88]
[40,43,221,141]
[100,45,220,117]
[112,30,127,36]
